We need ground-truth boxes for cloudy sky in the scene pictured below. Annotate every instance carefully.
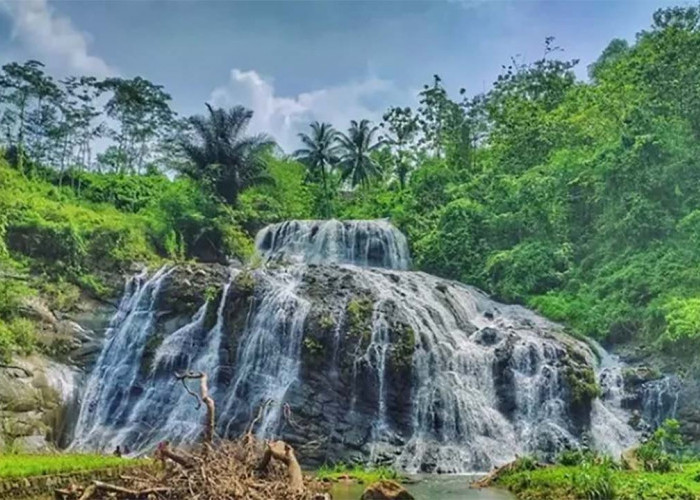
[0,0,679,151]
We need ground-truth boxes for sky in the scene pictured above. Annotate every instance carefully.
[0,0,681,152]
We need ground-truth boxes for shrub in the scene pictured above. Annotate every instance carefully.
[0,318,36,362]
[661,297,700,349]
[637,419,685,472]
[571,464,616,500]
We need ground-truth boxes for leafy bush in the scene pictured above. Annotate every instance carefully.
[570,464,616,500]
[661,297,700,348]
[486,240,571,303]
[316,462,400,484]
[637,419,685,472]
[0,318,36,362]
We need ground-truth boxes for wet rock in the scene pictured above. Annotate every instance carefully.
[361,480,414,500]
[14,435,52,453]
[471,326,502,346]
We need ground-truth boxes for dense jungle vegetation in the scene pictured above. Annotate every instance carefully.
[1,5,700,366]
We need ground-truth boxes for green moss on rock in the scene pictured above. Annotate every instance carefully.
[346,297,374,349]
[389,324,415,369]
[565,364,601,408]
[234,271,256,295]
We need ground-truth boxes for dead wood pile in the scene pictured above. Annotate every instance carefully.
[55,370,330,500]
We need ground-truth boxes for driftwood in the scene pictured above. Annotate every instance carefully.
[175,370,215,446]
[258,440,305,492]
[56,372,327,499]
[154,441,196,469]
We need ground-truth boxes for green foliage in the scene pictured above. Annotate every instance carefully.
[557,449,619,470]
[39,279,81,311]
[324,7,700,355]
[178,104,274,206]
[0,318,36,363]
[0,454,149,478]
[497,461,700,500]
[486,240,571,303]
[565,365,602,408]
[389,324,415,369]
[236,155,314,231]
[316,463,400,484]
[346,296,374,348]
[637,419,686,472]
[303,337,324,357]
[570,464,616,500]
[661,297,700,348]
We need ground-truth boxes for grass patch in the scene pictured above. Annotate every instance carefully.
[317,463,401,484]
[0,454,150,479]
[495,462,700,500]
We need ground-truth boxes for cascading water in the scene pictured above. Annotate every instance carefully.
[71,219,643,472]
[589,341,639,457]
[256,219,410,270]
[71,266,173,450]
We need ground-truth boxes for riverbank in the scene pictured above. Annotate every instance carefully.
[492,462,700,500]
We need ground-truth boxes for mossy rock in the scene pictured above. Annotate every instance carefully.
[388,324,415,369]
[233,270,256,296]
[346,296,374,350]
[565,364,601,408]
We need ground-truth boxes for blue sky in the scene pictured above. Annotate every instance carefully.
[0,0,680,151]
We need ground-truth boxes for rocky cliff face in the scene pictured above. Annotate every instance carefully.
[4,222,689,465]
[66,220,649,472]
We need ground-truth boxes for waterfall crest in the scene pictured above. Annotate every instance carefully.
[71,220,674,471]
[256,219,410,270]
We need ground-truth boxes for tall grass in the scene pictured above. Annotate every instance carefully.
[0,454,149,478]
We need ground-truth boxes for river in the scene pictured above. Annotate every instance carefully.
[330,475,515,500]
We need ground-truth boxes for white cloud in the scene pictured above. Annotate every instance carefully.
[209,69,411,153]
[0,0,115,77]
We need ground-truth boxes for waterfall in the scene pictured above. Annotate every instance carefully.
[589,341,639,458]
[71,220,643,472]
[219,268,310,438]
[71,266,173,450]
[256,219,410,270]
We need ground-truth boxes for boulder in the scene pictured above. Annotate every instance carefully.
[14,435,52,453]
[621,446,641,471]
[361,480,414,500]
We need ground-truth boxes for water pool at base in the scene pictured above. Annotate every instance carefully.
[330,475,515,500]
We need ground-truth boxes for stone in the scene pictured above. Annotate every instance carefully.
[19,297,57,325]
[14,435,52,453]
[621,446,641,471]
[361,480,414,500]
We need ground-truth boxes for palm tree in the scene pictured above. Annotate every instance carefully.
[179,104,274,206]
[337,119,385,189]
[293,122,339,217]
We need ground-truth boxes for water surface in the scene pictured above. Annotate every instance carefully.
[330,475,515,500]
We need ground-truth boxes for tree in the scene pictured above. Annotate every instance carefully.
[337,119,384,189]
[381,106,418,189]
[293,122,339,217]
[0,60,59,175]
[97,76,175,173]
[179,104,275,206]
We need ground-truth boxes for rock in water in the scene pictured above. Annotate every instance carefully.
[361,480,414,500]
